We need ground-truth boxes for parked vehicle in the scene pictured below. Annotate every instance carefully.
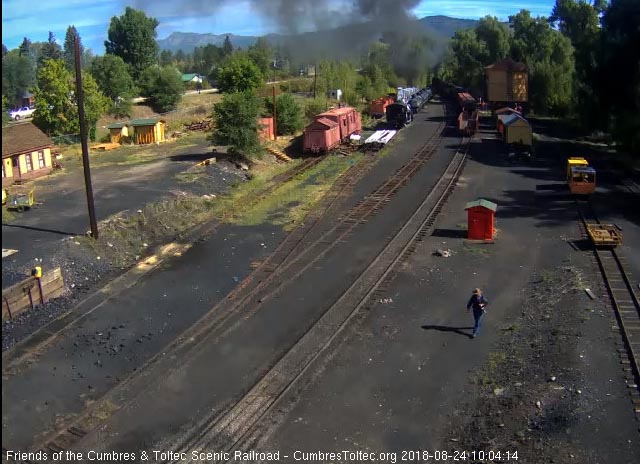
[9,106,36,121]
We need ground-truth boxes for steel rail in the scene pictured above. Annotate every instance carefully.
[165,136,471,464]
[22,113,448,457]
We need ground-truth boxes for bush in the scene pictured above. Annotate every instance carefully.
[138,65,183,113]
[211,91,263,156]
[265,93,304,135]
[304,98,329,123]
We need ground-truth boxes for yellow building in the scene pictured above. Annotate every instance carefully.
[131,118,166,145]
[107,122,130,144]
[485,58,528,103]
[2,123,54,187]
[502,113,533,146]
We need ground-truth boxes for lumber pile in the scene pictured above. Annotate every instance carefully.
[266,147,292,162]
[184,119,212,132]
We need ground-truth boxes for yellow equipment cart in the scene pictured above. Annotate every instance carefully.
[6,190,35,212]
[569,166,596,195]
[567,157,588,181]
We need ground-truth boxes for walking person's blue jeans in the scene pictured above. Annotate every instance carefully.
[472,309,485,337]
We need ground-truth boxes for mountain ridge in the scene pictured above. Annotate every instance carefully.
[157,15,479,53]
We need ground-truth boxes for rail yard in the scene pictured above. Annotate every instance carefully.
[2,84,639,464]
[4,0,640,461]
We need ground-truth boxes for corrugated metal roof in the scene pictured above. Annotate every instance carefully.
[181,73,200,82]
[2,123,53,158]
[107,122,128,129]
[503,113,529,127]
[130,118,164,126]
[465,199,498,211]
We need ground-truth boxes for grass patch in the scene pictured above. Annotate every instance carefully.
[475,351,507,386]
[207,155,356,230]
[2,205,18,223]
[463,244,492,256]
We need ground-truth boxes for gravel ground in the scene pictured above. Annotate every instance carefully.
[2,160,247,351]
[445,262,640,463]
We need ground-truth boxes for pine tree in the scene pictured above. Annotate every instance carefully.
[63,26,83,70]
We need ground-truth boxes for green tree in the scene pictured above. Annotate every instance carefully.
[212,91,262,155]
[2,95,10,126]
[89,54,136,116]
[138,65,183,113]
[105,7,159,81]
[19,37,31,57]
[33,59,109,139]
[550,0,607,129]
[265,93,304,135]
[159,50,174,66]
[2,50,35,106]
[599,0,640,154]
[63,26,83,71]
[248,38,273,76]
[38,32,62,67]
[510,10,575,114]
[222,35,234,57]
[218,52,264,93]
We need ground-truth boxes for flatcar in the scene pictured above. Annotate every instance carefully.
[386,101,413,129]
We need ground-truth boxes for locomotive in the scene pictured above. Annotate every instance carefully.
[386,101,413,129]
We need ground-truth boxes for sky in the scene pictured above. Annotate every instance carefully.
[2,0,557,54]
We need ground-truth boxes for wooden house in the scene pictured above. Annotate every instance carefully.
[485,58,528,104]
[2,123,54,186]
[106,122,130,144]
[130,118,166,145]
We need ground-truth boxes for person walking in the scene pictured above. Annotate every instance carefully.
[467,288,488,338]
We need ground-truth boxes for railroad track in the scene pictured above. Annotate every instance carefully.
[162,135,471,464]
[576,200,640,421]
[19,112,449,457]
[2,154,329,372]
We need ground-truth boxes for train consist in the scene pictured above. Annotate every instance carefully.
[303,86,433,152]
[303,106,362,153]
[386,86,432,129]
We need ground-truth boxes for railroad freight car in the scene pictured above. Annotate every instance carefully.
[303,118,341,153]
[368,95,395,118]
[458,109,479,136]
[485,58,528,109]
[316,107,362,141]
[386,101,413,129]
[303,106,362,153]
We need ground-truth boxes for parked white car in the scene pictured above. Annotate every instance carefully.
[9,106,36,121]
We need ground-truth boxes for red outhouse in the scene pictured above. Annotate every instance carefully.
[465,199,497,241]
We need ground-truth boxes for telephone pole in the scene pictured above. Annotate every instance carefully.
[74,35,98,239]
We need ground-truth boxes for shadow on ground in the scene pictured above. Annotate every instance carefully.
[421,324,474,339]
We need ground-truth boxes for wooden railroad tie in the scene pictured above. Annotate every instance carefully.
[266,147,292,162]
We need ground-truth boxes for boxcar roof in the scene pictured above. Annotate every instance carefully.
[485,58,527,72]
[318,107,355,117]
[308,118,338,129]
